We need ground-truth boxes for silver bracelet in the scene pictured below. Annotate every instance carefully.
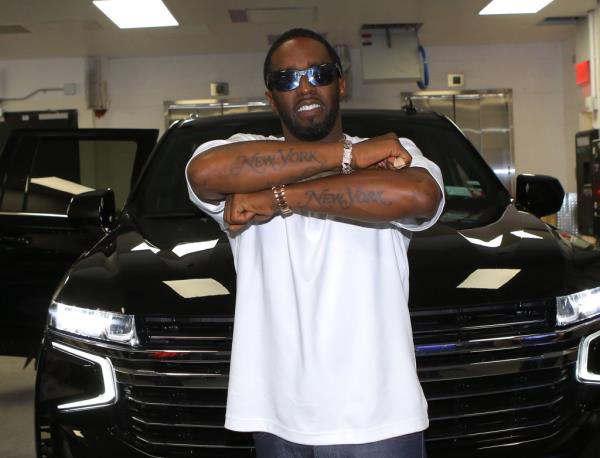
[340,135,354,174]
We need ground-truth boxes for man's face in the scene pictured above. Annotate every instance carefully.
[266,37,345,142]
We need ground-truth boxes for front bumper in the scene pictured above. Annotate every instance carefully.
[36,317,600,458]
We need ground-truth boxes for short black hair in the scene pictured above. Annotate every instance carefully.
[263,28,341,88]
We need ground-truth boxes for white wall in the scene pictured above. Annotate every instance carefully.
[345,42,577,191]
[0,40,581,192]
[0,57,94,127]
[96,53,268,132]
[563,36,581,194]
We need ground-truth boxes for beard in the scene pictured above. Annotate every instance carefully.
[276,91,340,141]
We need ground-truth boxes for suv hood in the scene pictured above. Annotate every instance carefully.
[54,205,600,316]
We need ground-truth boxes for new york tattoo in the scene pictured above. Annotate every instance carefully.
[303,188,392,210]
[230,149,324,176]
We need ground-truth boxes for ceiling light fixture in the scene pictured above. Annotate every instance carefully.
[93,0,178,29]
[479,0,555,15]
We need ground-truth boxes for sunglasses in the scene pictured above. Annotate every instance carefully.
[267,63,342,92]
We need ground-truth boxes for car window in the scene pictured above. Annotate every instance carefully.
[25,138,137,215]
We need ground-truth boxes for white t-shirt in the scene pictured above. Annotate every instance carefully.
[185,133,445,445]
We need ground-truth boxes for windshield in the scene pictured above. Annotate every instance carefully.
[131,111,512,230]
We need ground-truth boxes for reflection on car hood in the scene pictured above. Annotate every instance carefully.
[54,205,600,316]
[55,214,237,317]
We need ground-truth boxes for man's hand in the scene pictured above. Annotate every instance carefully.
[353,132,412,170]
[224,190,277,234]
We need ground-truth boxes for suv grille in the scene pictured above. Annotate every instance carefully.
[121,385,251,457]
[411,299,555,345]
[108,301,578,457]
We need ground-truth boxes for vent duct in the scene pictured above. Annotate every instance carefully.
[85,57,109,115]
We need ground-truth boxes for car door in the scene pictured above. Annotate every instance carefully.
[0,129,157,355]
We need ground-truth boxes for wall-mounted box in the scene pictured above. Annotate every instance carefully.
[360,24,422,82]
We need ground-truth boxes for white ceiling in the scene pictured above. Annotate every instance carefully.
[0,0,596,59]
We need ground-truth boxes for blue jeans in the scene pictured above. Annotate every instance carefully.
[252,431,427,458]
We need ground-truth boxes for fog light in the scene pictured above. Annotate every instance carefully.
[576,329,600,384]
[51,342,117,410]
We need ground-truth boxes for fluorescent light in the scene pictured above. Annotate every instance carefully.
[93,0,178,29]
[479,0,554,15]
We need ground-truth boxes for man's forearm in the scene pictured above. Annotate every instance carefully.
[187,140,342,201]
[285,168,441,222]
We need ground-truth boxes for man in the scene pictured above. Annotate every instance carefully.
[186,28,444,458]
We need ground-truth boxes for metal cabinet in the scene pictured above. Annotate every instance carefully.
[403,90,514,193]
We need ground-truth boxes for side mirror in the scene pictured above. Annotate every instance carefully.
[515,174,564,218]
[67,189,116,232]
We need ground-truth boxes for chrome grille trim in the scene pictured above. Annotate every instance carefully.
[457,319,548,331]
[423,372,568,401]
[417,348,578,375]
[131,416,223,429]
[117,378,228,389]
[476,427,565,451]
[147,335,231,341]
[126,395,224,409]
[428,395,564,421]
[426,414,562,441]
[115,367,228,377]
[134,435,252,450]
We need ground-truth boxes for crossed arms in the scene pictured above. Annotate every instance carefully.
[186,133,442,233]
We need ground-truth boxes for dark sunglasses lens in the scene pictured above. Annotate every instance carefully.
[269,64,339,91]
[310,65,337,86]
[271,71,299,91]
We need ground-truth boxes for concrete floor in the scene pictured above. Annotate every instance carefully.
[0,356,36,458]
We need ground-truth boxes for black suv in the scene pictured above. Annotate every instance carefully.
[34,110,600,458]
[0,128,157,356]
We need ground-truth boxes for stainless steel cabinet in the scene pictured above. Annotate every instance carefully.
[403,90,514,193]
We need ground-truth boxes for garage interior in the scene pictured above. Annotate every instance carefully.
[2,1,600,457]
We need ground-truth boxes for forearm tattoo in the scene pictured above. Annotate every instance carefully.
[230,148,325,176]
[303,187,392,210]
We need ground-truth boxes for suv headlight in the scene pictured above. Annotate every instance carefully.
[49,301,138,345]
[557,287,600,326]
